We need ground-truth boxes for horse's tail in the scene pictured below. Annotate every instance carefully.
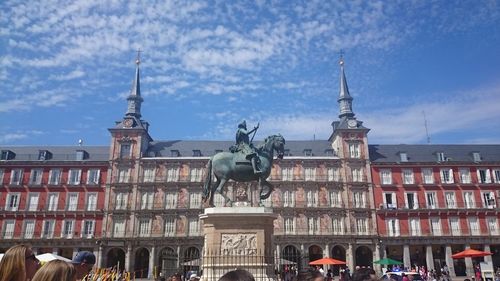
[202,159,212,201]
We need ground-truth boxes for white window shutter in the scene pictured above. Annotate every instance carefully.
[414,193,419,209]
[477,169,481,184]
[383,193,387,206]
[486,169,492,183]
[396,219,400,235]
[440,170,445,183]
[448,169,454,183]
[392,193,397,207]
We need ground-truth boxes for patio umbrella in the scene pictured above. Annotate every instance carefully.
[452,249,492,259]
[309,257,346,265]
[373,258,403,265]
[36,253,72,263]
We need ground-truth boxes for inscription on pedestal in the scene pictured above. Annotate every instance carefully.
[221,233,257,255]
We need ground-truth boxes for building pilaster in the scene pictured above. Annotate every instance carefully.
[403,245,411,270]
[445,245,456,277]
[125,244,132,272]
[465,245,474,277]
[484,245,492,264]
[425,245,434,271]
[347,243,354,269]
[149,246,156,279]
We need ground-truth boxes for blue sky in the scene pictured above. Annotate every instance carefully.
[1,0,499,145]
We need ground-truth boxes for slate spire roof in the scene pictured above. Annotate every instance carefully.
[337,56,355,119]
[125,51,144,118]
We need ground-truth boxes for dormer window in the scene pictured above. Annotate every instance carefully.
[193,150,202,157]
[324,149,334,156]
[436,152,445,162]
[76,150,88,160]
[472,152,481,162]
[119,144,131,159]
[38,150,52,160]
[304,149,312,156]
[171,150,180,157]
[399,152,408,162]
[0,150,15,160]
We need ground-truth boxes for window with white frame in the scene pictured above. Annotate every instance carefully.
[332,217,344,234]
[356,218,368,235]
[307,217,320,235]
[164,217,176,237]
[3,220,15,238]
[469,217,480,235]
[0,169,4,184]
[42,220,55,238]
[464,191,475,208]
[437,152,446,162]
[190,192,202,209]
[87,169,100,185]
[62,220,74,238]
[68,169,82,185]
[488,217,499,235]
[477,169,492,184]
[399,152,408,162]
[115,192,127,210]
[494,169,500,183]
[284,217,296,235]
[352,168,363,182]
[473,152,481,162]
[47,193,59,211]
[459,168,471,184]
[329,190,341,207]
[409,217,421,235]
[85,193,97,211]
[120,143,131,158]
[138,218,151,237]
[422,168,434,184]
[117,168,129,183]
[140,192,154,210]
[190,168,203,182]
[402,169,414,184]
[66,193,78,211]
[29,169,43,185]
[482,191,496,209]
[23,220,35,239]
[143,167,155,182]
[10,169,23,185]
[353,191,366,208]
[405,192,419,209]
[27,193,40,211]
[426,192,438,209]
[82,220,95,238]
[383,193,397,209]
[305,168,316,181]
[283,190,295,207]
[449,217,460,236]
[380,169,392,185]
[6,193,20,211]
[166,168,180,182]
[282,167,293,181]
[113,219,125,237]
[440,168,454,184]
[327,168,340,182]
[387,218,400,237]
[165,192,178,209]
[306,190,318,207]
[430,218,441,235]
[48,169,61,185]
[348,143,360,158]
[188,218,200,236]
[445,192,457,208]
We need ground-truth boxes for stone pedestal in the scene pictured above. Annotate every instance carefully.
[200,207,278,281]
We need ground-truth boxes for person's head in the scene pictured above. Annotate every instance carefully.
[0,244,39,281]
[171,273,182,281]
[31,260,76,281]
[294,268,323,281]
[238,121,247,129]
[70,251,95,280]
[219,269,255,281]
[190,274,200,281]
[352,268,376,281]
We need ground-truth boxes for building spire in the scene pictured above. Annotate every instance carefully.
[337,54,355,119]
[125,49,144,118]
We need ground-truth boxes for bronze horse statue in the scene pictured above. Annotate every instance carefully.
[202,134,285,207]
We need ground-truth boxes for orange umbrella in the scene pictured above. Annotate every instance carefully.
[309,257,346,265]
[452,249,492,259]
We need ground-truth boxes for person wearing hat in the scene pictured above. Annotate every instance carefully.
[71,251,96,281]
[190,273,200,281]
[235,120,261,174]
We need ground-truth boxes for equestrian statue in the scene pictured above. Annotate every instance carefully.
[202,121,286,207]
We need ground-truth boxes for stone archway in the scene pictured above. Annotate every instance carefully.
[331,245,346,276]
[308,245,323,263]
[107,248,126,269]
[159,247,178,278]
[282,245,302,270]
[134,248,150,278]
[183,247,200,274]
[355,246,373,267]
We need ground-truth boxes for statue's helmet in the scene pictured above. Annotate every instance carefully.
[238,120,247,129]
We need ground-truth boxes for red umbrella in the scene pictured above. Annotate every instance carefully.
[452,249,492,259]
[309,257,346,265]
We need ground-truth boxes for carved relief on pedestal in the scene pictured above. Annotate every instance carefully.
[221,233,257,256]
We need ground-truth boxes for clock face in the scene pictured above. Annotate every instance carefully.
[123,119,133,128]
[348,119,357,128]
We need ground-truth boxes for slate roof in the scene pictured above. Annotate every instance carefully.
[369,144,500,163]
[0,146,109,161]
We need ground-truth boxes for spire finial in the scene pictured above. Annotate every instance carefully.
[339,49,345,66]
[135,48,142,65]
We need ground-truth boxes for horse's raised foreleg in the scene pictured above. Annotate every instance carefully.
[259,179,274,206]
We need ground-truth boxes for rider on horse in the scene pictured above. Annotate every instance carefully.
[235,120,261,174]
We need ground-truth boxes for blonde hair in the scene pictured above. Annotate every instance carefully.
[0,244,29,281]
[31,260,75,281]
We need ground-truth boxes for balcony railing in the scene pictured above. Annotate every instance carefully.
[1,230,100,240]
[1,204,105,213]
[377,201,498,211]
[379,228,499,237]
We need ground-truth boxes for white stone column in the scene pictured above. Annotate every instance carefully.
[176,246,181,269]
[403,245,411,270]
[149,246,156,279]
[465,245,474,278]
[52,248,59,255]
[347,243,354,270]
[72,247,79,259]
[445,245,456,277]
[301,244,305,269]
[484,245,493,264]
[125,244,132,272]
[374,243,381,274]
[97,245,104,268]
[324,243,330,273]
[425,245,434,271]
